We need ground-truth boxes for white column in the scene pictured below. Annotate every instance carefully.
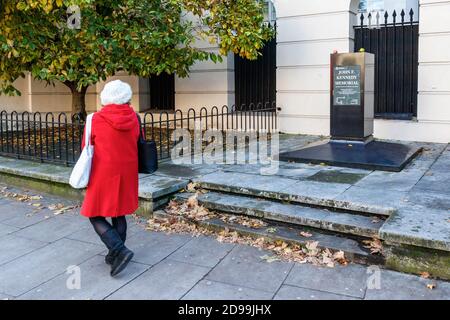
[415,0,450,140]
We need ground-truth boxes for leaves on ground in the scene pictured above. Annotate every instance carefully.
[299,231,313,238]
[420,272,430,279]
[426,283,436,290]
[146,197,349,268]
[186,182,198,193]
[266,227,277,233]
[363,238,383,255]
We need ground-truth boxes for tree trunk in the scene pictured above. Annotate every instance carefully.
[64,81,88,121]
[71,86,88,121]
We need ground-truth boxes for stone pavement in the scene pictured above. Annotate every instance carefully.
[0,185,448,300]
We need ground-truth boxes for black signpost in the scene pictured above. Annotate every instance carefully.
[278,52,422,172]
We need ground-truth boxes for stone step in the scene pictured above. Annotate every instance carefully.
[175,192,385,238]
[194,171,394,216]
[153,209,383,266]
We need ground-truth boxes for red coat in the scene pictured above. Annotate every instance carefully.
[80,104,140,218]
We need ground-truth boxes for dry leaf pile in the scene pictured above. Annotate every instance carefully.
[363,238,383,255]
[147,195,349,268]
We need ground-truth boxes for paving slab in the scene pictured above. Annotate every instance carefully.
[13,213,89,243]
[0,238,103,296]
[380,205,450,251]
[0,158,71,184]
[206,245,293,293]
[284,263,368,298]
[279,179,351,201]
[183,280,273,300]
[154,163,219,179]
[168,236,235,268]
[0,234,48,266]
[365,269,450,300]
[274,285,360,300]
[0,200,37,222]
[66,217,145,246]
[107,260,210,300]
[138,175,189,200]
[334,186,406,214]
[195,171,299,195]
[126,230,192,266]
[413,171,450,196]
[0,223,19,238]
[18,255,149,300]
[0,293,13,300]
[403,189,450,212]
[1,207,56,229]
[354,169,426,192]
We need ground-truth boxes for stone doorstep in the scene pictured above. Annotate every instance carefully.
[194,179,394,217]
[0,156,189,215]
[169,193,450,280]
[152,210,383,266]
[175,192,384,239]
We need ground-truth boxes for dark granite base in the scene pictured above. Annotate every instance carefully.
[278,141,422,172]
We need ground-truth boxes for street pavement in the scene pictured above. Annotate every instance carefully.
[0,185,448,300]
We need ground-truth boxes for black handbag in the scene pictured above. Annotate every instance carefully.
[136,113,158,174]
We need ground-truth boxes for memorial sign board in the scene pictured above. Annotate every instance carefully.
[333,65,361,106]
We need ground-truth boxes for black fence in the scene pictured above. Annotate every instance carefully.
[235,36,277,109]
[354,9,419,119]
[0,103,278,166]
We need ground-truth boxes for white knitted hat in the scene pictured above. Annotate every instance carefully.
[100,80,133,105]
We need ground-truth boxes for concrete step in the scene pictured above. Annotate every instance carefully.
[153,209,383,266]
[175,192,385,238]
[194,171,394,216]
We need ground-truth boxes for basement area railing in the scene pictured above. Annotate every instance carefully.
[0,103,279,166]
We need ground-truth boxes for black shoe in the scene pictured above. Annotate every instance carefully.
[106,228,127,265]
[110,247,134,277]
[100,229,125,266]
[105,251,114,265]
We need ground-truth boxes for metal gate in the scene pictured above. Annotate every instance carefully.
[235,36,276,110]
[149,73,175,110]
[354,9,419,119]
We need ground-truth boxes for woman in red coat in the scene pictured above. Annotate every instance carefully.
[81,80,140,277]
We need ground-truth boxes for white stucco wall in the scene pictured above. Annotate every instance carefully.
[273,0,450,143]
[1,0,449,142]
[273,0,358,137]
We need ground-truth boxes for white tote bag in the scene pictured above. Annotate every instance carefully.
[69,113,94,189]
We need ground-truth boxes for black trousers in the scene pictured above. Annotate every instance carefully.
[89,216,127,242]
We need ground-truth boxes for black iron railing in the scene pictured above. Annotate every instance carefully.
[354,9,419,119]
[0,103,278,166]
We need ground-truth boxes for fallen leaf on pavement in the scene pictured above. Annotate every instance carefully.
[266,227,277,233]
[420,272,430,279]
[363,238,383,255]
[299,231,313,238]
[426,283,436,290]
[186,182,198,193]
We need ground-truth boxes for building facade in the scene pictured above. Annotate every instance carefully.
[1,0,449,143]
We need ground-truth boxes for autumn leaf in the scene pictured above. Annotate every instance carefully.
[299,231,313,238]
[420,272,430,279]
[363,238,383,255]
[266,227,277,233]
[426,283,436,290]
